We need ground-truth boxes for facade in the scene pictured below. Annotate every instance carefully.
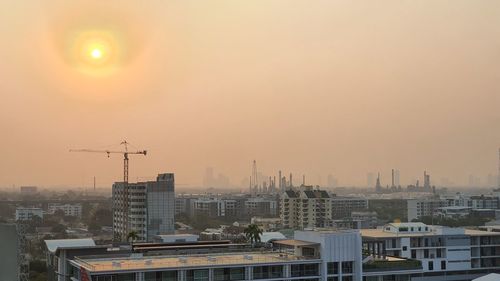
[175,195,197,216]
[192,198,226,218]
[0,224,26,281]
[15,207,43,221]
[280,189,333,229]
[48,203,82,217]
[61,229,364,281]
[350,211,378,229]
[112,173,175,242]
[409,193,500,221]
[407,199,448,221]
[361,222,500,280]
[20,185,37,195]
[245,198,278,217]
[331,196,369,219]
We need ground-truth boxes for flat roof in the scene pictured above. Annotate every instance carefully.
[45,238,96,253]
[273,239,319,247]
[361,228,500,238]
[73,252,318,273]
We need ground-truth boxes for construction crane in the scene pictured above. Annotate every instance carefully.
[69,141,147,239]
[69,141,147,184]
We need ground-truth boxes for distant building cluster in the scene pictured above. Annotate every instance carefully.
[375,170,435,194]
[408,191,500,221]
[176,194,278,219]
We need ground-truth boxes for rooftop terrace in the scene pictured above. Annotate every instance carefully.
[72,251,319,273]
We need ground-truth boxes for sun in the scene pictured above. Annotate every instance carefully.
[90,48,103,59]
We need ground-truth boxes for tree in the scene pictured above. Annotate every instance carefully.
[244,224,263,246]
[52,223,67,234]
[127,231,139,243]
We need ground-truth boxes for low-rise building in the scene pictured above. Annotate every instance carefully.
[331,196,368,219]
[351,211,378,229]
[361,222,500,279]
[48,203,82,217]
[15,207,43,221]
[245,198,278,217]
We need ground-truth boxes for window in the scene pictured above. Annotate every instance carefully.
[424,249,429,258]
[428,261,433,271]
[342,261,353,274]
[186,270,209,281]
[441,261,446,270]
[411,250,416,259]
[327,262,339,274]
[436,249,442,258]
[402,246,407,251]
[253,266,283,279]
[291,264,319,277]
[214,268,245,281]
[145,271,177,281]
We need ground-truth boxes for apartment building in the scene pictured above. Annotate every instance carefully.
[409,193,500,221]
[15,207,43,221]
[48,203,82,217]
[49,229,364,281]
[361,222,500,280]
[112,173,175,242]
[280,189,333,229]
[407,199,449,221]
[331,196,368,219]
[245,198,278,217]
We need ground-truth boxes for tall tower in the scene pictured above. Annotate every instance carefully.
[252,160,258,194]
[498,148,500,189]
[278,170,282,191]
[375,173,382,193]
[391,169,395,188]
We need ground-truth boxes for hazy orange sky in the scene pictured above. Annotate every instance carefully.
[1,1,499,189]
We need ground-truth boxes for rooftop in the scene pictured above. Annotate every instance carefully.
[45,238,96,253]
[72,252,318,273]
[273,239,319,247]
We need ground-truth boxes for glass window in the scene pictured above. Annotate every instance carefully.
[186,270,209,281]
[214,267,245,281]
[327,262,339,274]
[342,261,353,274]
[428,261,433,271]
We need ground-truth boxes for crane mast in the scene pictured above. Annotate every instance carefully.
[70,141,147,240]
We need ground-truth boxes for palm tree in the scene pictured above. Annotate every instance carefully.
[127,231,139,243]
[244,224,263,246]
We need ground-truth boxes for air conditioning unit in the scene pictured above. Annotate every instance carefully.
[244,255,253,260]
[179,257,188,263]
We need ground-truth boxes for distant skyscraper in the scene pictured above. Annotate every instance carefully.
[375,173,382,193]
[203,167,215,187]
[367,173,374,187]
[394,169,400,186]
[327,174,338,188]
[113,173,175,242]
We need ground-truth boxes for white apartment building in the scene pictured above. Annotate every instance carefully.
[408,193,500,221]
[280,189,333,229]
[15,207,43,221]
[407,199,449,221]
[61,229,364,281]
[192,198,227,218]
[48,203,82,217]
[112,173,175,242]
[361,222,500,280]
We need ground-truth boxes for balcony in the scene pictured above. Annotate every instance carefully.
[363,257,422,273]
